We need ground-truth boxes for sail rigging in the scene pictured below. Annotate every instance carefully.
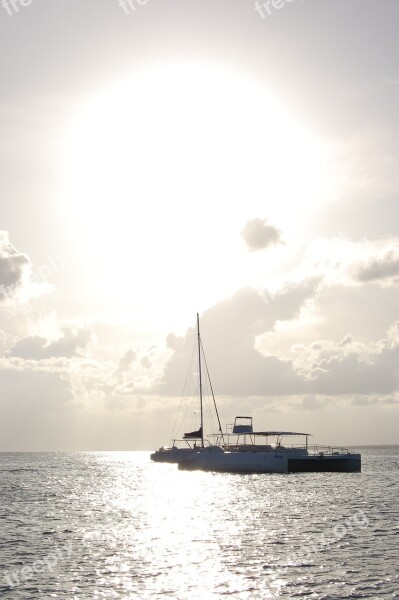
[179,313,223,446]
[197,313,204,447]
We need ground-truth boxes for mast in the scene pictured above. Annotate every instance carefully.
[197,313,204,447]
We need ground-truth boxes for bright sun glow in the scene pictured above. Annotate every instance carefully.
[62,63,335,329]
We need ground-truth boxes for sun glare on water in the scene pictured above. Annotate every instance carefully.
[62,64,333,327]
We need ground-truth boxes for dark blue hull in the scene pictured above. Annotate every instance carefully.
[288,454,361,473]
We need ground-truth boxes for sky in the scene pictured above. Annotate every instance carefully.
[0,0,398,450]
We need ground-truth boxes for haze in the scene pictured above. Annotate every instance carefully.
[1,0,398,449]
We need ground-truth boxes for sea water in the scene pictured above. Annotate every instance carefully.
[0,447,397,599]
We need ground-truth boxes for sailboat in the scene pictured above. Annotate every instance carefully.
[150,314,223,463]
[151,316,361,473]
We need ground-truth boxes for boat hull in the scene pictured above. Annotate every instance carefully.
[150,446,212,464]
[178,448,288,473]
[150,449,198,463]
[288,453,361,473]
[178,448,361,474]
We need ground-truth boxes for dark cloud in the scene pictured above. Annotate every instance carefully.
[9,328,92,360]
[241,218,282,252]
[353,245,399,282]
[0,231,30,299]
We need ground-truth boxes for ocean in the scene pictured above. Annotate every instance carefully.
[0,447,398,599]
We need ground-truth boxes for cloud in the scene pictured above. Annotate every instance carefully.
[8,327,92,360]
[153,271,399,399]
[388,321,399,346]
[106,346,165,401]
[290,237,399,288]
[338,334,353,346]
[115,349,136,383]
[166,333,184,351]
[118,349,136,370]
[0,231,53,305]
[241,218,282,252]
[295,326,399,395]
[1,226,397,447]
[307,343,399,395]
[156,280,318,396]
[352,244,399,282]
[0,231,30,300]
[0,329,17,354]
[312,282,399,343]
[141,356,152,369]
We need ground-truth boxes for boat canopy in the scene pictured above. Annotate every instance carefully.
[229,416,310,438]
[210,430,311,438]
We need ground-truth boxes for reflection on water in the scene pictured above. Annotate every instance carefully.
[0,448,398,599]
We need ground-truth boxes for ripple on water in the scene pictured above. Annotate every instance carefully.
[0,448,397,599]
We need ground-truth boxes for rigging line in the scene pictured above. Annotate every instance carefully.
[204,390,216,438]
[182,391,199,430]
[170,334,196,443]
[197,313,204,447]
[177,361,201,437]
[202,372,216,435]
[181,374,200,428]
[200,338,225,443]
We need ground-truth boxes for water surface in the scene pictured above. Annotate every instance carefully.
[0,447,397,599]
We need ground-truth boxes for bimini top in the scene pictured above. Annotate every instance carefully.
[229,416,310,437]
[211,430,311,438]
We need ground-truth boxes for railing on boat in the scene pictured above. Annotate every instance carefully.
[307,444,352,455]
[209,417,354,456]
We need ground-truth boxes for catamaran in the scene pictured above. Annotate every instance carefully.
[151,316,361,473]
[178,416,361,473]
